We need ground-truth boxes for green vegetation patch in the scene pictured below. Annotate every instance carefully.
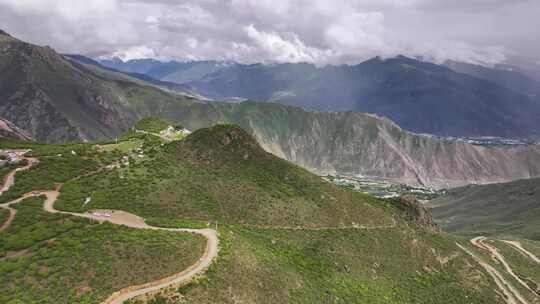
[0,153,101,204]
[495,240,540,288]
[101,139,143,153]
[167,225,500,304]
[0,138,94,157]
[0,208,9,228]
[0,159,26,181]
[0,197,206,304]
[56,125,395,228]
[430,178,540,241]
[135,117,171,133]
[0,125,508,304]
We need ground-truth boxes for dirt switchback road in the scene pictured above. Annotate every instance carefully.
[457,242,528,304]
[0,154,219,304]
[472,236,537,296]
[502,240,540,264]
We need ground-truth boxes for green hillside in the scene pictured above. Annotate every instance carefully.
[56,124,394,228]
[0,122,506,303]
[428,178,540,240]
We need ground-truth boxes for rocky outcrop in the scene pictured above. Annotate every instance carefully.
[395,195,440,233]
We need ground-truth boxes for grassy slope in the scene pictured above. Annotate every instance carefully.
[429,178,540,240]
[135,117,171,133]
[0,141,112,204]
[51,125,501,304]
[0,160,25,182]
[168,226,497,304]
[0,197,205,304]
[495,240,540,283]
[495,240,540,286]
[57,125,394,228]
[459,238,540,304]
[0,208,8,227]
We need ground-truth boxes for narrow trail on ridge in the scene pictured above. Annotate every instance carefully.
[0,154,219,304]
[241,216,397,231]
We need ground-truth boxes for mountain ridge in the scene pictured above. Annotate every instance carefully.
[183,56,540,139]
[3,32,540,188]
[103,55,540,139]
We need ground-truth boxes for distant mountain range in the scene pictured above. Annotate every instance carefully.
[99,58,229,84]
[100,56,540,139]
[4,29,540,187]
[444,60,540,98]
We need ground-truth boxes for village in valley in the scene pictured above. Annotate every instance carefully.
[324,174,446,201]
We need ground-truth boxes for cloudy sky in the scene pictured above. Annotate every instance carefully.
[0,0,538,65]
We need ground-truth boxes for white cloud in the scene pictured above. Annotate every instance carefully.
[412,42,506,66]
[324,11,392,62]
[0,0,537,65]
[110,45,157,61]
[245,25,329,63]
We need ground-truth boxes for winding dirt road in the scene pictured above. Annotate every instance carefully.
[0,154,38,232]
[461,236,540,304]
[502,240,540,264]
[472,237,537,297]
[0,153,219,304]
[457,243,527,304]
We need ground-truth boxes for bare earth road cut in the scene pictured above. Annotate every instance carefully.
[502,240,540,264]
[472,237,538,297]
[457,243,528,304]
[0,154,219,304]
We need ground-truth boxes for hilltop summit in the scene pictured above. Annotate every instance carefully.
[172,124,265,165]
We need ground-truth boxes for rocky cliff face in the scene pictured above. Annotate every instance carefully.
[396,195,440,233]
[0,30,143,142]
[0,118,33,141]
[171,102,540,188]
